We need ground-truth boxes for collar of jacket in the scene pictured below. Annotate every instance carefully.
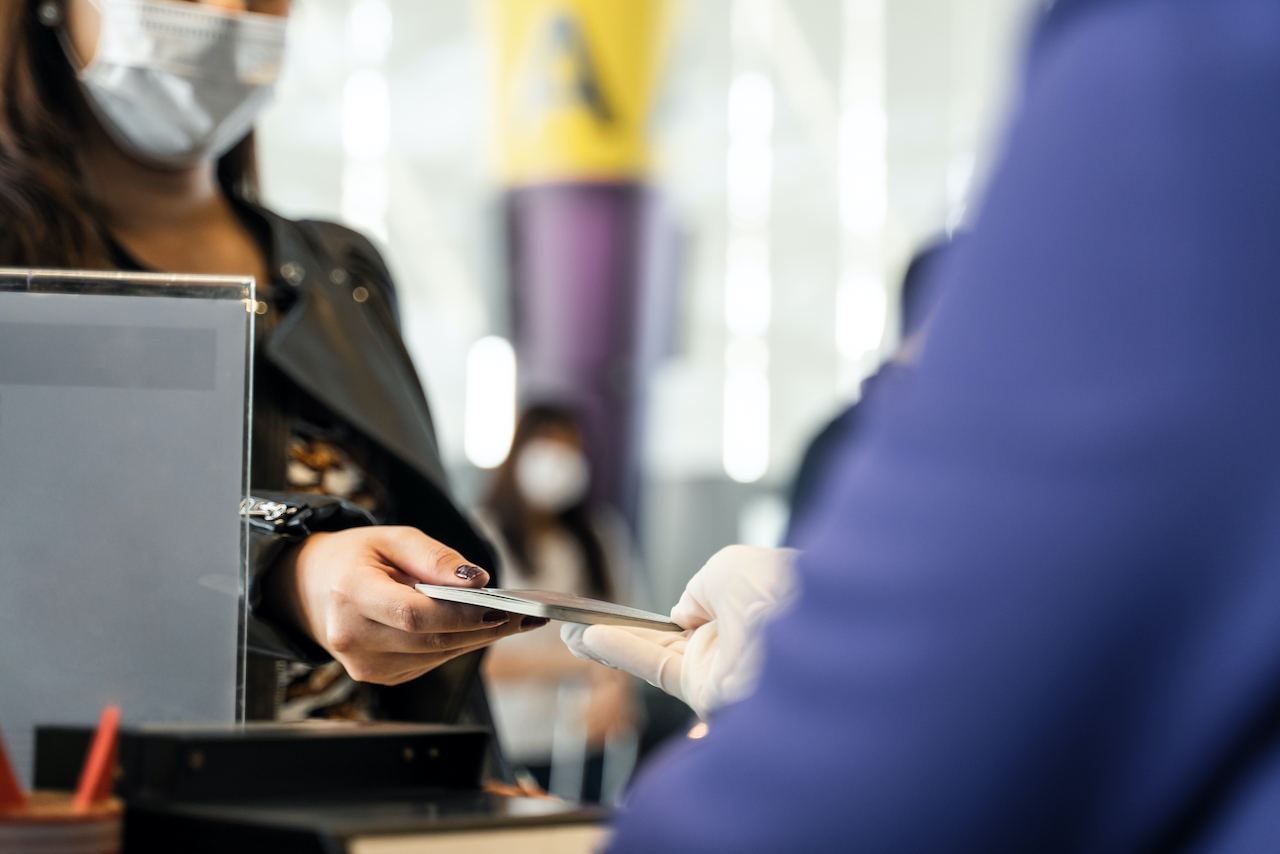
[250,205,451,494]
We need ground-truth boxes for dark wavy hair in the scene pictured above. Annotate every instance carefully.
[0,0,256,268]
[483,405,612,600]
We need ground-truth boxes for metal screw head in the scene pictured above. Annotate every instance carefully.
[254,300,268,315]
[330,268,348,285]
[36,1,62,26]
[352,286,370,303]
[428,747,440,759]
[402,746,415,762]
[188,750,205,771]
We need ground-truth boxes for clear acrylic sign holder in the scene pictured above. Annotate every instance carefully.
[0,269,253,785]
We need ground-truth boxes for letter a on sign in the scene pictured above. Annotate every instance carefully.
[483,0,671,184]
[519,13,615,126]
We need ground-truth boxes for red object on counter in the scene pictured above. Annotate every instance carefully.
[73,707,120,813]
[0,725,26,810]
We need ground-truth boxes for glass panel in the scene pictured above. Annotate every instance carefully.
[0,268,254,785]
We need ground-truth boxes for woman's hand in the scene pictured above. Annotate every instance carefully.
[265,526,542,686]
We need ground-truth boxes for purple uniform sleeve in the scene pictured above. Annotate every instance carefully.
[608,1,1280,851]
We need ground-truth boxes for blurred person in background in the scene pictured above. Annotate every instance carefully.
[568,0,1280,850]
[0,0,543,740]
[479,405,639,802]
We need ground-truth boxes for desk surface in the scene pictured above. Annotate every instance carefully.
[125,791,607,854]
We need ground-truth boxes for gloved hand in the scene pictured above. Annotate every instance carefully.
[561,545,797,718]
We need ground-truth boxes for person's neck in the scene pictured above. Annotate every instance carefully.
[78,121,268,283]
[81,126,224,239]
[526,509,559,539]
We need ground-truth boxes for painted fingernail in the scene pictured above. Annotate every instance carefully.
[455,565,485,582]
[521,616,550,630]
[482,610,509,625]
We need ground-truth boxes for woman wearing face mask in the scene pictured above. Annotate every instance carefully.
[478,406,640,801]
[0,0,542,728]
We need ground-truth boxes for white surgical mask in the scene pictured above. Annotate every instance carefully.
[55,0,288,168]
[515,439,590,513]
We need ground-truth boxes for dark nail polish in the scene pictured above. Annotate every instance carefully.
[521,616,550,630]
[482,610,509,625]
[455,565,485,582]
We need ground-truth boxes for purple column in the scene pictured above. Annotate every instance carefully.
[506,182,678,520]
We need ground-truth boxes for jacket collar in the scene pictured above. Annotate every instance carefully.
[250,205,450,493]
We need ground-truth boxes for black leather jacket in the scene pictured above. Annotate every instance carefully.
[207,205,500,725]
[1,201,505,770]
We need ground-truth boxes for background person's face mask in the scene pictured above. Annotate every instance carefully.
[57,0,288,169]
[515,439,591,513]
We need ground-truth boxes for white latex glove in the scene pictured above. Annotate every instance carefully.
[561,545,797,718]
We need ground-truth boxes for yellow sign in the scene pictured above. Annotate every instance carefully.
[483,0,672,184]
